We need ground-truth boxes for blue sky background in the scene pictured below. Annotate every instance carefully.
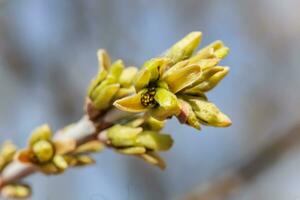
[0,0,300,199]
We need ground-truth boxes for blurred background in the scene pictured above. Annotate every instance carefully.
[1,0,300,199]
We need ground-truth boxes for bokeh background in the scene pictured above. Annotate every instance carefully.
[1,0,300,199]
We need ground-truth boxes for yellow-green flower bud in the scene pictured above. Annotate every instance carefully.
[177,99,201,130]
[162,63,202,93]
[164,32,202,63]
[53,155,68,170]
[0,141,17,161]
[97,49,111,71]
[136,131,173,151]
[107,59,124,81]
[29,124,52,147]
[119,67,138,87]
[188,40,229,66]
[32,140,55,164]
[92,83,120,110]
[107,125,142,147]
[1,184,31,199]
[188,97,231,127]
[196,66,229,92]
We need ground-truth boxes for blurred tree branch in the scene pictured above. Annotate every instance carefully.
[183,123,300,200]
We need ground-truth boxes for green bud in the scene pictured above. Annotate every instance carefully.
[87,69,108,97]
[97,49,111,71]
[115,86,135,99]
[0,141,17,161]
[32,140,54,163]
[215,46,230,59]
[29,124,52,147]
[196,66,229,92]
[134,69,151,92]
[53,155,68,170]
[163,64,202,93]
[88,49,111,97]
[107,125,142,147]
[164,32,202,63]
[93,83,120,110]
[188,40,229,65]
[1,184,31,199]
[143,58,166,82]
[136,131,173,151]
[119,67,138,87]
[188,98,232,127]
[177,99,201,130]
[107,59,124,81]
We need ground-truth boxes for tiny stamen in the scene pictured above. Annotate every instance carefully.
[141,87,157,107]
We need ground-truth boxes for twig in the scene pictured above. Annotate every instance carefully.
[0,108,133,189]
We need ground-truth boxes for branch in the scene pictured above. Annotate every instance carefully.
[0,107,132,189]
[0,32,232,198]
[183,123,300,200]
